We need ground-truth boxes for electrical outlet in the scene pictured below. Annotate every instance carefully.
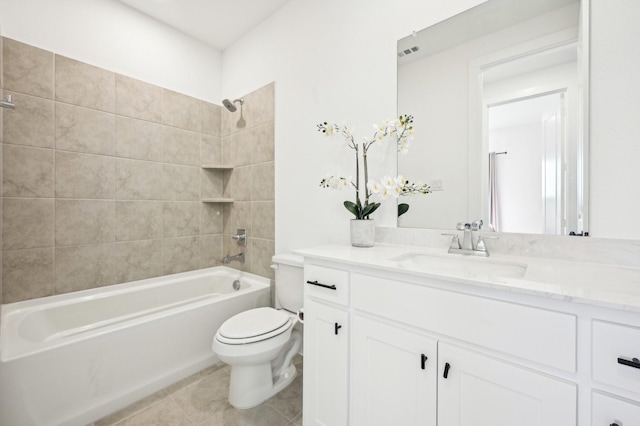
[430,179,443,191]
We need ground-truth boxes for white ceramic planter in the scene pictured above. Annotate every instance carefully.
[350,219,375,247]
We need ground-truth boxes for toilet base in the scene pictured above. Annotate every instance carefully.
[228,361,298,409]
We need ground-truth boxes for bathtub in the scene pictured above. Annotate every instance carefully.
[0,266,270,426]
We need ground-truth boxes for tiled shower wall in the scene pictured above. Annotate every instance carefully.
[0,37,275,304]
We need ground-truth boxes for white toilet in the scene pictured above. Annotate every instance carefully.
[212,254,303,409]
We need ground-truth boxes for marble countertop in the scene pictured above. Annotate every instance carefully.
[295,244,640,313]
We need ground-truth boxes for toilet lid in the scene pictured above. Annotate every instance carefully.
[218,307,290,340]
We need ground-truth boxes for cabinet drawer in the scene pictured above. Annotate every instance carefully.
[304,265,349,306]
[352,273,576,372]
[593,320,640,394]
[592,391,640,426]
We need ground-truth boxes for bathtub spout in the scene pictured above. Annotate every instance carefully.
[223,253,245,264]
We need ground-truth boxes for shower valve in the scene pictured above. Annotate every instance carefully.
[232,229,247,246]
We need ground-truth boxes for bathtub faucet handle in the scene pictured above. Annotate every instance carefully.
[232,229,247,246]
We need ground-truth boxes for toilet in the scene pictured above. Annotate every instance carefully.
[212,254,303,409]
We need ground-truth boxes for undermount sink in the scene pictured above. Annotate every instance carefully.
[390,252,527,279]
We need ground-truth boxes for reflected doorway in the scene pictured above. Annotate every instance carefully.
[487,92,566,234]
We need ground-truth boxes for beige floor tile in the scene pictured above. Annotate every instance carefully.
[95,390,169,426]
[115,398,192,426]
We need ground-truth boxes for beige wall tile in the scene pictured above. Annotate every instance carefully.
[163,127,200,166]
[223,166,252,201]
[245,82,275,127]
[55,103,115,155]
[55,55,115,112]
[162,236,200,275]
[251,122,275,164]
[251,162,274,201]
[115,201,163,241]
[3,144,54,197]
[251,201,275,240]
[200,235,222,268]
[222,131,251,167]
[2,248,54,303]
[223,202,251,236]
[115,116,163,162]
[250,238,275,280]
[55,200,115,246]
[200,203,223,235]
[3,198,54,250]
[115,74,162,123]
[163,164,200,201]
[116,158,164,200]
[201,169,223,200]
[163,89,200,132]
[163,202,199,238]
[115,240,162,283]
[55,243,115,293]
[200,135,222,165]
[202,102,222,137]
[55,151,115,199]
[2,91,54,148]
[3,38,54,99]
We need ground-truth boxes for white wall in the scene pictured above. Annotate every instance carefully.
[589,0,640,239]
[0,0,222,102]
[221,0,484,254]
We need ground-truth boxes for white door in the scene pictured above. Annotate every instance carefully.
[303,299,349,426]
[438,343,576,426]
[351,316,437,426]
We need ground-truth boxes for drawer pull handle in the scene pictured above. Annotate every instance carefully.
[618,356,640,369]
[443,362,451,379]
[610,423,619,426]
[334,322,342,335]
[306,280,337,290]
[421,354,428,370]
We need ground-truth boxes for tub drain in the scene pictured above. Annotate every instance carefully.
[232,280,241,290]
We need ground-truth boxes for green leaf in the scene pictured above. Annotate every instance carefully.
[362,202,381,218]
[398,203,410,217]
[343,201,360,218]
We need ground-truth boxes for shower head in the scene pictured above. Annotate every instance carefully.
[222,98,244,112]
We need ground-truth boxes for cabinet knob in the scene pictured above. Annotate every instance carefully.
[610,423,619,426]
[443,362,451,379]
[334,322,342,335]
[421,354,428,370]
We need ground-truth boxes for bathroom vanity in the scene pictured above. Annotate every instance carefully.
[298,244,640,426]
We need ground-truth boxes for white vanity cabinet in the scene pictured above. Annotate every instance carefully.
[303,265,350,426]
[301,250,640,426]
[351,316,438,426]
[437,342,576,426]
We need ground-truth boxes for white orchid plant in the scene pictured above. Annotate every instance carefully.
[317,114,431,219]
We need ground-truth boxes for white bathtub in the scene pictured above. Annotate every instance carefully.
[0,266,270,426]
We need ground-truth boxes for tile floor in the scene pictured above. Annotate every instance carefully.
[94,356,303,426]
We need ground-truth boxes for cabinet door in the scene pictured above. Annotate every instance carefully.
[592,392,640,426]
[351,316,437,426]
[438,343,576,426]
[303,299,349,426]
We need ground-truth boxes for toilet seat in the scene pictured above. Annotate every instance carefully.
[216,307,293,345]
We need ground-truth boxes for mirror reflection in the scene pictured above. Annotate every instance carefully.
[397,0,588,235]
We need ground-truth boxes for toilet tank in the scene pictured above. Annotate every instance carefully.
[272,254,304,312]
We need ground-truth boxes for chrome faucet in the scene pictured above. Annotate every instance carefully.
[443,220,493,257]
[222,253,245,264]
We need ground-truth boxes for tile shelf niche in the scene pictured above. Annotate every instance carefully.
[201,165,234,203]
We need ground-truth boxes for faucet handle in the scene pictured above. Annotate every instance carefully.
[471,219,483,231]
[475,235,498,254]
[456,222,471,231]
[442,233,461,249]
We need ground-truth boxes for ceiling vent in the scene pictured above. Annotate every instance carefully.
[398,46,420,58]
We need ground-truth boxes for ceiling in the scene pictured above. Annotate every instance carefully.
[116,0,291,50]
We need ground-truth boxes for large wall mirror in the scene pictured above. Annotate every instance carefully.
[397,0,589,236]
